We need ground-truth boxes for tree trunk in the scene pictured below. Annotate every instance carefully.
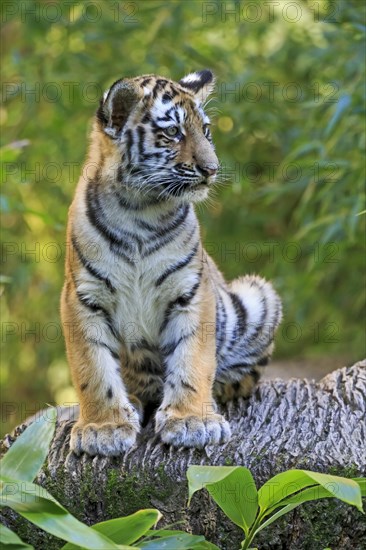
[1,361,365,550]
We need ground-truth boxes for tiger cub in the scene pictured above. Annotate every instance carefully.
[61,70,282,456]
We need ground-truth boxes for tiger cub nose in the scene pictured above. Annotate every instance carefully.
[197,164,218,177]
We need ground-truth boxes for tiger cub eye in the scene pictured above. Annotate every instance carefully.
[165,126,179,137]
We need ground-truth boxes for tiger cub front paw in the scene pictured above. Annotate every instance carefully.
[70,419,139,457]
[155,409,231,449]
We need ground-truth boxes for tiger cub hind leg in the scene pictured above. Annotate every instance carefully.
[214,365,261,403]
[214,274,282,404]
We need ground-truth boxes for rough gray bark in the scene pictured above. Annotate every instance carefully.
[1,361,365,550]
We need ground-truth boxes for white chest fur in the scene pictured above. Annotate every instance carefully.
[72,190,201,350]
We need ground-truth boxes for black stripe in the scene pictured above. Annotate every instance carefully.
[181,380,197,393]
[138,204,189,239]
[75,290,119,341]
[140,78,152,87]
[215,289,228,355]
[179,71,213,93]
[157,106,175,121]
[71,235,115,292]
[141,113,151,123]
[258,356,269,367]
[222,362,254,371]
[75,290,110,319]
[80,382,88,392]
[86,337,120,360]
[129,338,159,353]
[133,358,164,376]
[161,332,194,358]
[85,180,138,264]
[160,271,203,334]
[250,368,261,383]
[245,280,268,346]
[228,292,247,348]
[162,93,172,103]
[124,129,133,165]
[142,205,190,258]
[182,224,197,247]
[152,79,168,98]
[155,241,199,287]
[137,125,145,160]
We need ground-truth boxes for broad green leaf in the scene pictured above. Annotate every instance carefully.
[0,408,56,482]
[0,523,34,549]
[0,477,122,549]
[275,477,366,509]
[258,470,364,515]
[256,476,364,538]
[259,470,330,512]
[61,509,161,549]
[295,471,363,513]
[276,484,338,508]
[139,533,206,549]
[187,466,258,533]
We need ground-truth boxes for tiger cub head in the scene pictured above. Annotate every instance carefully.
[94,70,219,204]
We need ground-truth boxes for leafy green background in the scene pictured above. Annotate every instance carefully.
[1,0,365,435]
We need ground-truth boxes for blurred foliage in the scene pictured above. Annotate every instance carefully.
[1,0,365,435]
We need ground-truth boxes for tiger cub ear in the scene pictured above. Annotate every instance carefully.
[101,79,141,138]
[178,69,215,103]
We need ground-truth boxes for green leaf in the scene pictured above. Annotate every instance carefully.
[252,474,366,540]
[0,408,56,482]
[0,523,34,549]
[0,477,122,549]
[258,470,364,515]
[61,509,161,549]
[275,477,365,508]
[187,466,258,533]
[138,533,206,549]
[354,478,366,496]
